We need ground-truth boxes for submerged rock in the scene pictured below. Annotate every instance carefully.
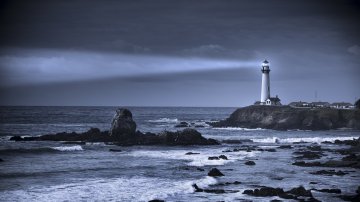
[310,170,348,176]
[175,122,189,128]
[245,161,256,165]
[287,186,312,197]
[315,188,341,194]
[192,184,227,194]
[185,152,200,155]
[109,149,122,152]
[10,136,23,141]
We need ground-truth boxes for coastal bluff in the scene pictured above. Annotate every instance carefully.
[210,105,360,131]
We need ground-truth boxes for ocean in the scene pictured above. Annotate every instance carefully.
[0,106,359,201]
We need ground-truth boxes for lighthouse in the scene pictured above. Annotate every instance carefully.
[260,60,270,104]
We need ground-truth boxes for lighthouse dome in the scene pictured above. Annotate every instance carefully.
[262,60,269,66]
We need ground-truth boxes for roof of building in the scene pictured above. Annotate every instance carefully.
[330,102,353,106]
[311,102,330,105]
[267,97,280,102]
[289,101,308,105]
[263,59,269,64]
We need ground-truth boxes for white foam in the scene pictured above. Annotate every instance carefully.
[251,136,359,144]
[147,118,179,123]
[0,176,217,202]
[214,127,265,131]
[126,148,257,167]
[50,145,83,151]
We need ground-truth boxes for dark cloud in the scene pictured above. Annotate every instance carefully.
[0,0,359,106]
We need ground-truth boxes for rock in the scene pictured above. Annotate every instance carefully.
[342,154,360,161]
[310,170,347,176]
[160,128,219,146]
[222,139,243,144]
[62,141,86,145]
[196,168,205,171]
[294,151,323,160]
[185,152,200,155]
[10,136,23,141]
[204,189,226,194]
[306,145,323,151]
[194,125,205,128]
[278,145,292,149]
[266,148,277,152]
[287,186,312,197]
[208,168,224,177]
[218,155,228,160]
[292,161,322,167]
[208,156,220,160]
[243,186,314,200]
[110,108,137,138]
[192,184,226,194]
[192,183,204,192]
[175,122,189,128]
[338,194,360,202]
[316,188,341,194]
[109,149,122,152]
[245,161,256,165]
[243,187,285,197]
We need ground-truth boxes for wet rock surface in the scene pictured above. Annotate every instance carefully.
[208,168,224,177]
[243,186,315,200]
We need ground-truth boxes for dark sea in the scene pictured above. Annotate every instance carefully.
[0,106,359,202]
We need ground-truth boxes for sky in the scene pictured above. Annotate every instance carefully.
[0,0,359,107]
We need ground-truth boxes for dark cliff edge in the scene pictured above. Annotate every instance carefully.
[210,105,360,131]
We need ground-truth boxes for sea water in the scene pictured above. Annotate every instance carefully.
[0,106,359,201]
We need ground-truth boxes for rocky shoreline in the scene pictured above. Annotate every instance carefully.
[6,107,360,201]
[10,108,218,146]
[210,105,360,131]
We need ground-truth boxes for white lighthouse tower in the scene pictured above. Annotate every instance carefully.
[260,60,271,104]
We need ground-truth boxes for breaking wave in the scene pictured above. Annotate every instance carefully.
[147,118,179,123]
[50,145,83,151]
[213,127,265,131]
[127,148,257,167]
[0,146,83,154]
[251,136,359,144]
[0,176,217,202]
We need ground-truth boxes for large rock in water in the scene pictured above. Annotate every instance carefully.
[110,108,137,139]
[158,128,218,145]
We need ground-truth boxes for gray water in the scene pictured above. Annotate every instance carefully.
[0,106,359,201]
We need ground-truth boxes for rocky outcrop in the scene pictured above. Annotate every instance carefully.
[208,168,224,177]
[210,105,360,130]
[110,108,137,139]
[243,186,315,200]
[10,108,218,146]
